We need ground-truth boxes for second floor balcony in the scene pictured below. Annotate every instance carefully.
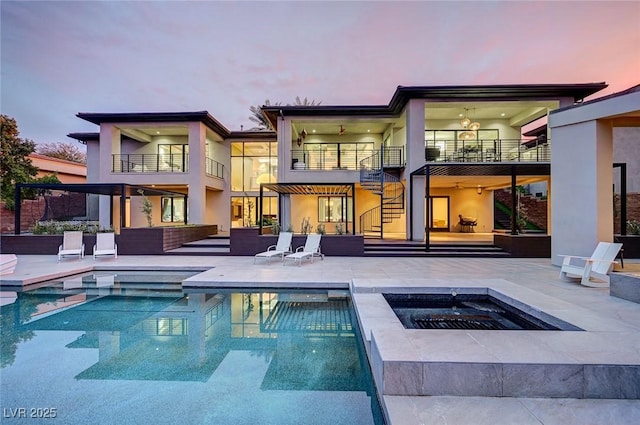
[425,139,550,163]
[112,154,223,178]
[291,146,405,170]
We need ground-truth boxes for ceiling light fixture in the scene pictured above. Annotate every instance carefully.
[459,108,479,139]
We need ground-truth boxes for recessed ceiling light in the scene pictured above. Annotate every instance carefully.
[458,113,463,117]
[501,113,506,117]
[312,129,316,133]
[367,129,370,132]
[156,131,160,134]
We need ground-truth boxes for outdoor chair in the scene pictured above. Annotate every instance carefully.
[93,232,117,260]
[558,242,623,287]
[284,234,323,266]
[58,231,85,261]
[458,214,477,233]
[254,232,292,264]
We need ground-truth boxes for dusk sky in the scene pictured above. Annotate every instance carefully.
[2,1,639,144]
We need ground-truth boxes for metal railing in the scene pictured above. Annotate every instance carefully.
[359,148,406,238]
[424,139,550,163]
[112,154,224,179]
[291,146,404,170]
[205,157,224,179]
[113,154,189,173]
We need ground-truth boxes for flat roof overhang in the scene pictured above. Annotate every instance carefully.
[13,183,187,234]
[76,111,231,138]
[262,83,608,127]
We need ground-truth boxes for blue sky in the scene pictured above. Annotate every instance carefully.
[2,1,639,144]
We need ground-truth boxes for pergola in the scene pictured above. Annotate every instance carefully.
[258,183,356,234]
[14,183,187,234]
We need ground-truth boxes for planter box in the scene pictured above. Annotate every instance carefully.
[611,273,640,303]
[0,225,218,255]
[493,233,551,258]
[230,228,364,256]
[0,234,96,256]
[615,235,640,259]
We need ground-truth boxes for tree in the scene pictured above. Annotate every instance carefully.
[0,115,38,209]
[37,142,86,164]
[248,97,321,131]
[249,99,281,131]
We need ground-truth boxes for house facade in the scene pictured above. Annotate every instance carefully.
[69,83,608,243]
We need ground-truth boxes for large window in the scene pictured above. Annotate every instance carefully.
[425,129,499,161]
[318,196,352,223]
[231,141,278,192]
[231,196,278,228]
[158,144,189,172]
[161,197,186,223]
[297,142,373,170]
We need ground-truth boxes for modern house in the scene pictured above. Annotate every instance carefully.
[66,83,610,251]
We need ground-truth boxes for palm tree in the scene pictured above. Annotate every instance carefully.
[248,97,322,131]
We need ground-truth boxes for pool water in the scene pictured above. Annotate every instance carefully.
[1,272,383,425]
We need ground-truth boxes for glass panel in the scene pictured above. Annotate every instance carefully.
[231,157,244,191]
[231,142,244,156]
[430,197,449,229]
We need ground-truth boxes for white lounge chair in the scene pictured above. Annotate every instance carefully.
[58,231,85,261]
[284,234,323,266]
[93,232,117,260]
[254,232,292,264]
[559,242,623,287]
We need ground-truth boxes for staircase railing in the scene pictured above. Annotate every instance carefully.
[359,149,405,238]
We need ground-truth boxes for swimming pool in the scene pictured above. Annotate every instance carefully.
[0,271,384,424]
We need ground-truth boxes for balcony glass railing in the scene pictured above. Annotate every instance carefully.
[425,139,550,163]
[291,147,404,170]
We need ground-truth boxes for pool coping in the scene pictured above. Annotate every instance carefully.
[350,277,640,400]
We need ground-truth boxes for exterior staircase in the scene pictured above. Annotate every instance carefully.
[359,150,405,239]
[164,234,230,256]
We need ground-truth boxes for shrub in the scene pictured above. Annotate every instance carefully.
[627,220,640,235]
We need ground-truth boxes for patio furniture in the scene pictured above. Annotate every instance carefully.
[458,214,477,233]
[93,232,118,260]
[58,231,85,261]
[558,242,623,287]
[254,232,293,264]
[284,234,323,266]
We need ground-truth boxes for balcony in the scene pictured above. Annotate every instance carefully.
[291,146,405,170]
[425,139,550,163]
[112,154,224,179]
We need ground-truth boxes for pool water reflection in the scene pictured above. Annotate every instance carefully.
[0,272,383,425]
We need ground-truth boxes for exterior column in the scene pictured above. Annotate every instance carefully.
[98,125,120,229]
[550,120,613,265]
[188,122,207,224]
[405,99,426,241]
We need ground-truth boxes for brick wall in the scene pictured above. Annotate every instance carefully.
[615,192,640,234]
[1,200,45,233]
[494,189,548,231]
[1,193,87,234]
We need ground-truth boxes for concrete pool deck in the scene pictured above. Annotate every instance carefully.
[2,254,640,424]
